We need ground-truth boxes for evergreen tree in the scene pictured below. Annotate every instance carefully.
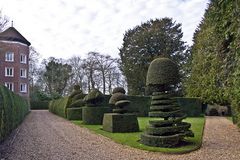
[119,18,187,95]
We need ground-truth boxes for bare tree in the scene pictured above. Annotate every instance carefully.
[94,53,117,94]
[82,52,98,92]
[67,56,86,93]
[29,46,40,93]
[0,11,9,31]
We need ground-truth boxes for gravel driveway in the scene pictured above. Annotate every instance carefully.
[0,111,240,160]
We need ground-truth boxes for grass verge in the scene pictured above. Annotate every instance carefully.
[72,117,205,154]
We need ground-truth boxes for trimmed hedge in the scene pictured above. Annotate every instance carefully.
[48,97,70,118]
[101,95,202,117]
[30,101,49,110]
[176,97,203,117]
[0,85,29,142]
[67,108,82,120]
[82,107,111,125]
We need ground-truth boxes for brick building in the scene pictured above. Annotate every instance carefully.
[0,27,31,98]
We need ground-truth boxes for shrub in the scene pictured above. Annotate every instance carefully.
[112,87,126,94]
[48,97,70,118]
[84,89,104,106]
[69,99,85,108]
[109,93,127,105]
[141,58,193,148]
[146,58,179,86]
[0,85,29,142]
[67,108,82,120]
[30,101,49,110]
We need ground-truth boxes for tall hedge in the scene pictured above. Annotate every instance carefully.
[0,85,29,142]
[30,101,49,110]
[184,0,240,126]
[48,97,70,118]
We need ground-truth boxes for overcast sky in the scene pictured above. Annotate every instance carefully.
[0,0,209,59]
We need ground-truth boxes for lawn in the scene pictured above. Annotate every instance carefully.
[72,117,205,154]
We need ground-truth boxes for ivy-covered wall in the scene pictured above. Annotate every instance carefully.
[0,85,29,142]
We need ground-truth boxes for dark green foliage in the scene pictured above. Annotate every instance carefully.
[0,85,29,142]
[30,101,49,110]
[43,57,72,96]
[69,99,85,108]
[141,58,194,148]
[102,113,139,133]
[103,87,139,132]
[67,108,82,120]
[184,0,240,127]
[109,93,127,105]
[112,87,126,94]
[69,90,83,99]
[176,98,202,117]
[48,97,70,118]
[72,94,85,102]
[82,107,111,125]
[146,58,179,86]
[119,18,188,95]
[140,133,180,147]
[109,88,129,114]
[84,89,104,106]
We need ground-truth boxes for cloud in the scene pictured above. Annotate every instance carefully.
[0,0,209,59]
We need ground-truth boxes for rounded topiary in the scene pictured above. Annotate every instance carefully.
[109,87,129,114]
[84,89,104,106]
[109,93,127,105]
[112,87,126,94]
[146,57,179,87]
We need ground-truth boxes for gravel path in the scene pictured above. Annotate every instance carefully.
[0,111,240,160]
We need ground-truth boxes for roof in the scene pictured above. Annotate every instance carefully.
[0,27,31,46]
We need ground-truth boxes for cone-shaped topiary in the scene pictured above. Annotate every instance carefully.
[103,87,139,132]
[141,57,194,148]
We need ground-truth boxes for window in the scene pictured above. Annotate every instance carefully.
[20,68,27,78]
[5,82,14,91]
[5,52,14,62]
[5,67,14,77]
[20,83,27,93]
[20,54,27,64]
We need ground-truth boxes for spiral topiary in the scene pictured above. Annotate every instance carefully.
[109,87,129,114]
[141,57,194,148]
[103,87,139,132]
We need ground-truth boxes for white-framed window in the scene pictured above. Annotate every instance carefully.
[5,52,14,62]
[20,54,27,64]
[5,82,14,91]
[20,83,27,93]
[20,68,27,78]
[5,67,14,77]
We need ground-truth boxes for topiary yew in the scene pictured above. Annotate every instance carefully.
[82,89,110,125]
[141,57,194,148]
[103,87,139,132]
[109,87,129,114]
[83,89,104,106]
